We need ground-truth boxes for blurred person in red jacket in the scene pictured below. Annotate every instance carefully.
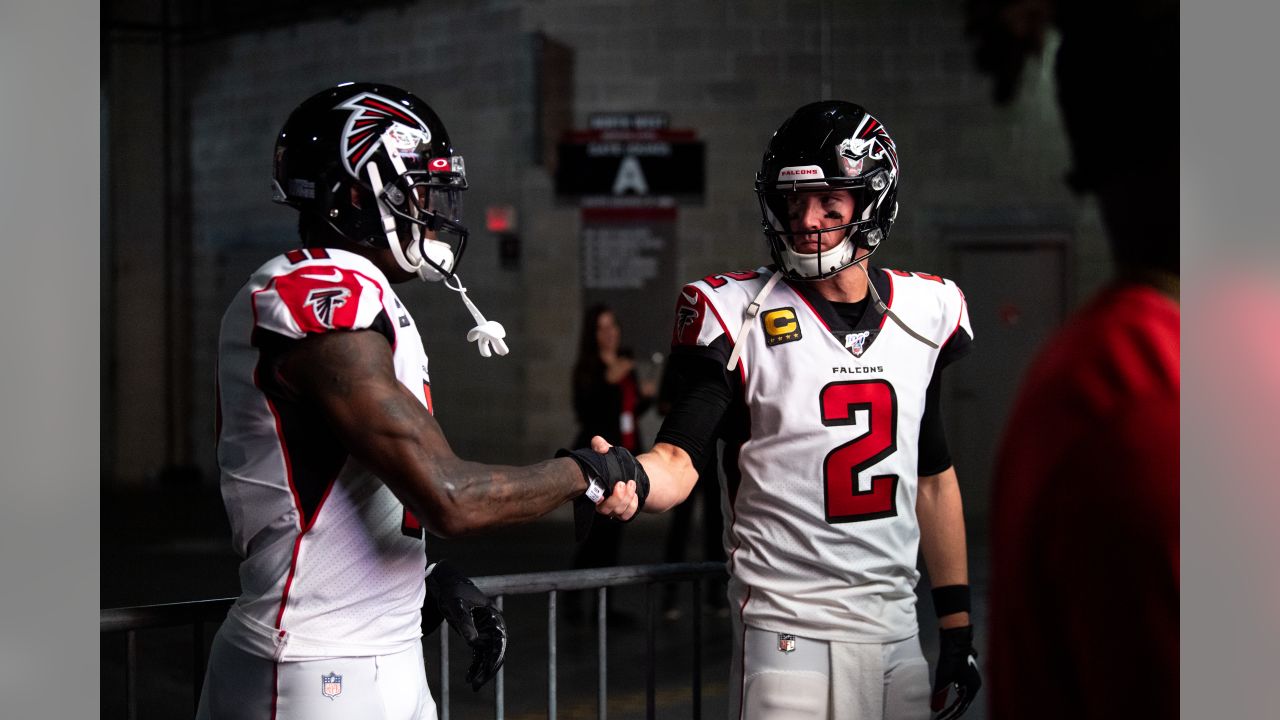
[967,1,1178,718]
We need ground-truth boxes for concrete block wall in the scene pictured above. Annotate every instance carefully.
[107,0,1110,485]
[185,3,534,477]
[512,0,1106,455]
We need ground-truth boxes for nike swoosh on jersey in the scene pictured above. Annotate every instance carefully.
[681,291,698,304]
[301,269,344,282]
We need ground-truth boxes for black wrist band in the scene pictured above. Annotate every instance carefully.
[555,449,606,502]
[931,584,971,617]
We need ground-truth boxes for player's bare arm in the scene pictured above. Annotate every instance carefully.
[916,465,971,629]
[624,351,730,515]
[635,441,700,513]
[279,327,592,537]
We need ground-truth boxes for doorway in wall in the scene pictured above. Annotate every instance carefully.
[944,231,1070,530]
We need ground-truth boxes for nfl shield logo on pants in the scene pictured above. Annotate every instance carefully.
[321,673,343,699]
[777,634,797,653]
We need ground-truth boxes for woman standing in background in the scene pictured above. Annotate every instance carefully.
[567,305,656,621]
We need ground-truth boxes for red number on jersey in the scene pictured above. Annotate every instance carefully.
[819,380,899,523]
[701,270,761,289]
[888,269,944,284]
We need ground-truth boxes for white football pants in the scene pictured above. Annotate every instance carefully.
[729,620,930,720]
[195,629,437,720]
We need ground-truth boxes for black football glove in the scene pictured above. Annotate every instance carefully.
[556,445,651,542]
[931,625,981,719]
[422,560,507,692]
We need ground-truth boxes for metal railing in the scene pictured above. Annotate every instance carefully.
[101,561,729,720]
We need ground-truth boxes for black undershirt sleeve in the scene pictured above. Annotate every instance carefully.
[654,347,735,470]
[917,361,952,476]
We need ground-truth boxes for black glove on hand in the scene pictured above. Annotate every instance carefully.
[931,625,981,719]
[422,560,507,692]
[557,445,651,542]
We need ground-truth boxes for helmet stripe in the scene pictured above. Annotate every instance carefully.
[348,138,375,166]
[359,97,418,126]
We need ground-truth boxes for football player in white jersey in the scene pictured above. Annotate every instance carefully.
[196,82,645,720]
[577,102,982,719]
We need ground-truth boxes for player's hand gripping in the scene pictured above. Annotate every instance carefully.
[422,560,507,691]
[931,625,982,719]
[557,436,649,541]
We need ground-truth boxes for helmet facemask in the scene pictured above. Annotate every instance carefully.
[756,169,896,281]
[362,129,469,283]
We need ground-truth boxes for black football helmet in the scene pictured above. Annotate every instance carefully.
[755,101,900,280]
[272,82,467,281]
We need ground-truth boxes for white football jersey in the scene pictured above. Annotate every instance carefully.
[671,265,973,642]
[215,247,434,661]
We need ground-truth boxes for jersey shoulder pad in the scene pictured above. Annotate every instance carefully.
[883,267,954,295]
[251,249,390,339]
[883,268,973,348]
[672,268,770,348]
[693,268,772,296]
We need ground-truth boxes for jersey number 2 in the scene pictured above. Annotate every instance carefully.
[820,380,899,523]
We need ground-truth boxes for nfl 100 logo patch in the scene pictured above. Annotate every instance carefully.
[777,633,797,653]
[845,330,871,357]
[321,673,343,700]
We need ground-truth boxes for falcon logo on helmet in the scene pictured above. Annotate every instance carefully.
[839,115,899,180]
[337,92,433,177]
